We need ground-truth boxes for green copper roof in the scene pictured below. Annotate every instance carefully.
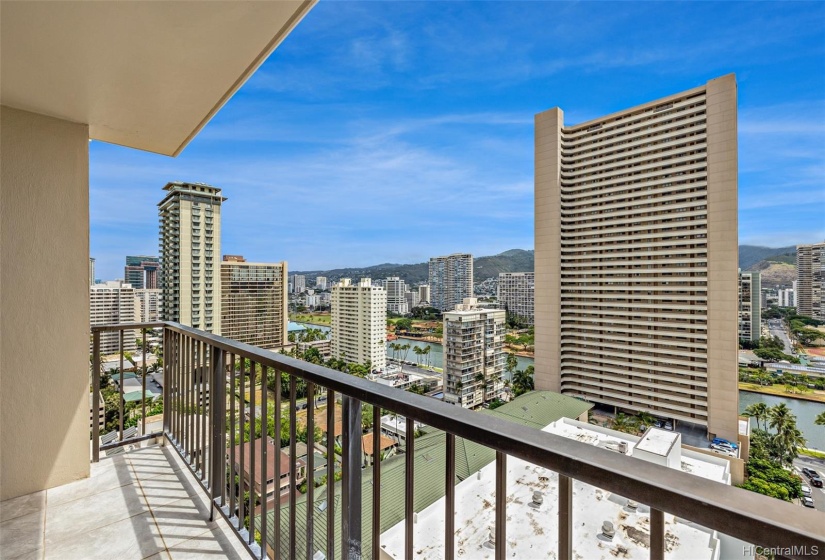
[260,391,591,559]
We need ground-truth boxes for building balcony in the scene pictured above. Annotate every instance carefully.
[5,322,812,560]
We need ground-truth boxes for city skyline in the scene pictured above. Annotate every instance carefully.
[90,2,825,280]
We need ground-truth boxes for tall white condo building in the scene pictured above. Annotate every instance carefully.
[331,278,387,372]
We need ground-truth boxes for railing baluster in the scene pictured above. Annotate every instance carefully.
[92,331,101,463]
[229,353,236,518]
[650,507,665,560]
[185,335,192,462]
[326,388,335,560]
[558,474,572,560]
[141,328,147,436]
[405,415,414,560]
[248,359,256,545]
[260,364,268,557]
[201,341,208,480]
[210,345,226,522]
[445,433,455,560]
[289,376,298,559]
[495,451,506,560]
[343,396,362,560]
[371,403,381,560]
[238,356,246,534]
[274,370,282,560]
[119,330,125,441]
[306,382,316,560]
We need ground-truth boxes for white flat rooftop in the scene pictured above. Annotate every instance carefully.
[635,428,680,457]
[380,419,730,560]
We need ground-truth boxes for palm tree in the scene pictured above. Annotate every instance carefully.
[505,353,518,381]
[743,402,768,431]
[401,343,411,363]
[412,346,423,366]
[422,345,431,368]
[636,411,656,431]
[768,403,792,435]
[816,411,825,426]
[774,425,806,466]
[610,413,634,434]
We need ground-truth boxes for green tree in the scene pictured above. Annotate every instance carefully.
[743,402,768,431]
[511,365,534,397]
[816,411,825,426]
[610,413,635,434]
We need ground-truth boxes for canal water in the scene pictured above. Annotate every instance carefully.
[385,337,534,376]
[739,391,825,451]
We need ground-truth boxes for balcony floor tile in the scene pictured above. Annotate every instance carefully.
[0,444,251,560]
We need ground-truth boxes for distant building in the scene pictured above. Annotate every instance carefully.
[316,276,327,290]
[385,277,409,315]
[124,255,160,289]
[418,284,431,306]
[443,298,506,409]
[158,181,224,334]
[738,271,761,343]
[90,281,138,354]
[291,274,306,294]
[778,283,797,308]
[428,253,473,312]
[220,256,288,350]
[135,288,161,323]
[331,278,387,372]
[797,242,825,320]
[89,257,95,286]
[405,290,420,310]
[497,272,534,325]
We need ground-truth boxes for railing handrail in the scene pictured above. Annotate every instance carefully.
[92,321,825,553]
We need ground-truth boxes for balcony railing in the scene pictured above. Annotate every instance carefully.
[91,322,823,560]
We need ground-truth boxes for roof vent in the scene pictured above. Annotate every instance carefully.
[601,521,615,540]
[529,491,544,510]
[483,527,496,549]
[313,552,326,560]
[625,500,638,512]
[618,442,628,454]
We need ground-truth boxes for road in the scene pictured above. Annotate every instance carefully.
[793,455,825,512]
[767,319,794,354]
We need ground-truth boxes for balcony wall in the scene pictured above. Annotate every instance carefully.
[0,105,90,500]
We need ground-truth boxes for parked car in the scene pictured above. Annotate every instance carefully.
[801,484,812,497]
[711,437,738,450]
[802,496,815,508]
[709,444,736,457]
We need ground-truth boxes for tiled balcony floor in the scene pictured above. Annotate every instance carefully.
[0,445,251,560]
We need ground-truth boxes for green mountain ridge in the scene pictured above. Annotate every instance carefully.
[295,245,796,286]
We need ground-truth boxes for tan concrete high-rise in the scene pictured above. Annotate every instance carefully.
[534,75,738,440]
[220,256,288,349]
[796,242,825,320]
[158,181,224,334]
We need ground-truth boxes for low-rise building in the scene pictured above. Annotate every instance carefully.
[380,418,743,560]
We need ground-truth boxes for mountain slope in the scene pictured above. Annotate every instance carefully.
[739,245,796,270]
[294,250,534,285]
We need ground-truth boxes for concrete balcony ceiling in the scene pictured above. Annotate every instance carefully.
[0,0,315,156]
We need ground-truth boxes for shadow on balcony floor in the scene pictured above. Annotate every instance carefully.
[0,445,251,560]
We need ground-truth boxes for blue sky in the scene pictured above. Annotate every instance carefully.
[91,1,825,281]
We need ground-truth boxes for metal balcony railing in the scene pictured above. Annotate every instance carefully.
[91,322,823,560]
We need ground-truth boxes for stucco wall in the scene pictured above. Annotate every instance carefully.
[1,105,90,500]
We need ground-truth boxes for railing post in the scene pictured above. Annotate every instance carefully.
[650,507,664,560]
[341,395,362,559]
[92,331,101,463]
[209,345,226,522]
[558,474,572,560]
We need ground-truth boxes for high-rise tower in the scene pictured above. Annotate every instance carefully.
[158,181,224,334]
[796,242,825,320]
[534,75,738,439]
[428,253,473,312]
